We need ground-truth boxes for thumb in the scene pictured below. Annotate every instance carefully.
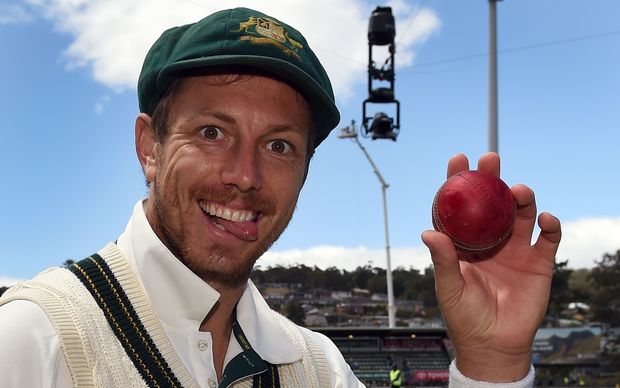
[421,230,464,307]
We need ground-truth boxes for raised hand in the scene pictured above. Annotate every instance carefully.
[421,152,562,382]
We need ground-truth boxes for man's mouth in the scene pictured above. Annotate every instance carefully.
[199,200,260,241]
[200,201,258,222]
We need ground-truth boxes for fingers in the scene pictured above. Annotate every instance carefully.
[477,152,500,176]
[421,230,464,306]
[534,212,562,261]
[510,184,537,241]
[444,153,556,260]
[447,154,469,178]
[447,152,501,178]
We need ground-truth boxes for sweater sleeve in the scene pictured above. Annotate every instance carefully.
[449,360,535,388]
[0,300,73,388]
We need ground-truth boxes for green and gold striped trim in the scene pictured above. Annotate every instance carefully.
[69,251,282,388]
[69,254,183,388]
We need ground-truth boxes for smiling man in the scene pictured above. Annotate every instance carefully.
[139,73,311,289]
[0,7,561,388]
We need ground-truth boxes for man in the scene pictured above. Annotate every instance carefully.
[389,364,403,388]
[0,7,561,388]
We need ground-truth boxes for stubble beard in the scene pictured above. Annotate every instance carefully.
[150,181,293,289]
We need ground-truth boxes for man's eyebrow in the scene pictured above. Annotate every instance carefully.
[197,110,308,135]
[197,110,237,124]
[268,124,307,136]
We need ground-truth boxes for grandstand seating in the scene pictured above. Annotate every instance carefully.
[404,351,451,371]
[317,327,452,386]
[344,353,391,383]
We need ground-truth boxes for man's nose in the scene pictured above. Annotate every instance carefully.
[220,143,263,192]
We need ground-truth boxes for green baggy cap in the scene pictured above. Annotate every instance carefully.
[138,7,340,148]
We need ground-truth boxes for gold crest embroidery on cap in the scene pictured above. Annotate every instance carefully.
[233,17,303,61]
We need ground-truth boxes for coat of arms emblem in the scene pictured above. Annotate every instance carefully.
[233,17,304,61]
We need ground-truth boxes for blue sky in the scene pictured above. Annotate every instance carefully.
[1,0,619,285]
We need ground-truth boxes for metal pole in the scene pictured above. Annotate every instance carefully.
[380,183,396,328]
[488,0,499,154]
[353,136,396,328]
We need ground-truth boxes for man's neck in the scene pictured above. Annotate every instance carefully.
[199,285,245,379]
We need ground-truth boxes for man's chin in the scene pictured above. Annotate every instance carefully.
[180,245,259,288]
[199,267,253,289]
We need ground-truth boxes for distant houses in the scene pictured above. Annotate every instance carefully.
[255,281,438,328]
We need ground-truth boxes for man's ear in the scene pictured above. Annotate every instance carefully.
[135,113,158,183]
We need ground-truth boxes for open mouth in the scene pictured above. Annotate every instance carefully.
[199,200,260,241]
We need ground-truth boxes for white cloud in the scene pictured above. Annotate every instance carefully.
[388,0,441,66]
[555,216,620,269]
[24,0,440,102]
[260,216,620,272]
[260,245,433,272]
[0,3,35,24]
[1,217,616,282]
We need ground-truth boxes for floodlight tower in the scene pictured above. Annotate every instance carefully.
[339,6,402,329]
[338,121,395,328]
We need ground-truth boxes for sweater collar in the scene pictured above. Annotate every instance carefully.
[116,200,301,365]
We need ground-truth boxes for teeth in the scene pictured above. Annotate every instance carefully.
[200,201,256,223]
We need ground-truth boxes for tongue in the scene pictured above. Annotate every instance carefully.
[214,217,258,242]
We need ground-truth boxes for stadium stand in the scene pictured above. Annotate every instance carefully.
[316,325,614,386]
[317,327,451,387]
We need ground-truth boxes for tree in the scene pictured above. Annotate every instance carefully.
[284,300,305,326]
[350,265,374,290]
[589,250,620,325]
[567,268,594,303]
[419,267,437,309]
[366,268,387,294]
[310,266,344,291]
[547,260,573,318]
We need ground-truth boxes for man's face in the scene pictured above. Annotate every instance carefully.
[141,73,312,288]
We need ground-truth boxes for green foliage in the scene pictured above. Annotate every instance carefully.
[252,264,353,291]
[252,264,436,302]
[567,269,595,302]
[548,260,573,318]
[251,248,620,327]
[589,250,620,325]
[547,252,620,325]
[283,300,306,325]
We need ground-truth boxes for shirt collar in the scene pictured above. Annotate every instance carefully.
[236,280,302,364]
[116,200,301,364]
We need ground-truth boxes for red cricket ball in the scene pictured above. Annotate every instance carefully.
[432,170,516,261]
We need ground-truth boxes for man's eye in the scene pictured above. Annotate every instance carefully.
[199,126,223,140]
[268,140,292,154]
